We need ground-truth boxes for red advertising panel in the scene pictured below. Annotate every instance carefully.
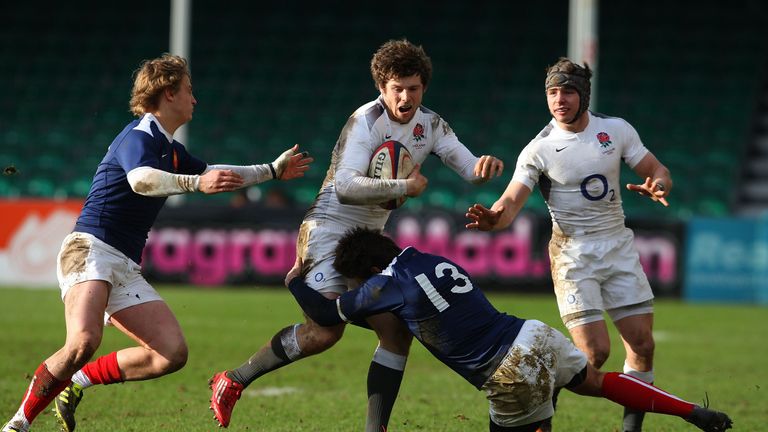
[0,199,83,286]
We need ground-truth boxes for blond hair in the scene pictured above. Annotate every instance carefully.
[129,54,190,117]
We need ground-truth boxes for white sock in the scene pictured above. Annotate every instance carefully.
[71,370,93,388]
[623,361,654,383]
[372,346,407,371]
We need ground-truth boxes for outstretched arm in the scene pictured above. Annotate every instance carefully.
[127,145,312,197]
[465,180,532,231]
[207,144,313,184]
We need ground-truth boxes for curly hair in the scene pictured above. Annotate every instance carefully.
[129,53,190,117]
[370,39,433,90]
[333,227,402,280]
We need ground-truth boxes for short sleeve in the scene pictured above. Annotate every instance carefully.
[113,131,161,173]
[511,144,543,190]
[620,119,649,168]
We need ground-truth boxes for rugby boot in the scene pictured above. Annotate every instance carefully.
[209,371,244,428]
[54,382,84,431]
[685,405,733,432]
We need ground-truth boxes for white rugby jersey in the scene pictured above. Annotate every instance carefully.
[512,112,649,237]
[304,97,482,230]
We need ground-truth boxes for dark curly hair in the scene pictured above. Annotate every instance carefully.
[370,39,433,90]
[333,227,402,280]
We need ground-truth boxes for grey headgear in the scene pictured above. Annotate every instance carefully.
[545,59,592,123]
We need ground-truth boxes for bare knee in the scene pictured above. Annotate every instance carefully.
[63,332,102,369]
[298,322,345,355]
[377,324,413,355]
[628,337,655,360]
[154,339,188,375]
[584,344,610,369]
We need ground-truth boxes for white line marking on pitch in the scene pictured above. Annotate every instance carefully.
[244,387,301,397]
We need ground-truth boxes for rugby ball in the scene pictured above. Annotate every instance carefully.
[368,140,414,209]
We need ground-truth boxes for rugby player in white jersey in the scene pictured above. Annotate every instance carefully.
[209,39,504,431]
[466,58,673,432]
[2,54,312,432]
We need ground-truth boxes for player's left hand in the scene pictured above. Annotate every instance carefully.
[465,203,504,231]
[626,177,669,207]
[473,155,504,180]
[273,144,313,180]
[285,256,308,287]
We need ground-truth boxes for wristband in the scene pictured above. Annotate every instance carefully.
[269,163,277,179]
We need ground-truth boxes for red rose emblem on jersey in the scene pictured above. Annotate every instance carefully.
[597,132,612,147]
[413,123,425,142]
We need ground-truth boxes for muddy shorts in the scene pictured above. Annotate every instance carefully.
[296,220,355,295]
[481,320,587,427]
[57,232,163,323]
[548,227,654,329]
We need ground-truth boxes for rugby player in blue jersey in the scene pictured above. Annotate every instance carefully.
[1,54,312,432]
[286,228,732,432]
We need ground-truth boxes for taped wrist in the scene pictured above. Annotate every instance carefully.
[269,163,277,179]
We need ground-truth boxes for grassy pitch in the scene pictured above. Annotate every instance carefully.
[0,286,765,431]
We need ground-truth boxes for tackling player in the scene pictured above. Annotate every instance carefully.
[466,58,672,432]
[1,53,312,432]
[208,39,504,431]
[287,227,732,432]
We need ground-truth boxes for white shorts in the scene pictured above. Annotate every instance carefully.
[296,220,354,295]
[57,232,163,323]
[481,320,587,427]
[548,227,654,328]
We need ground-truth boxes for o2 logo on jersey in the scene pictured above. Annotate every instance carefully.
[415,262,474,312]
[580,174,615,202]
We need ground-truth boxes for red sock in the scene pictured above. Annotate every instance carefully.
[602,372,696,418]
[81,351,123,385]
[19,362,71,422]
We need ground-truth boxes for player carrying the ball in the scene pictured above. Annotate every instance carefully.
[1,53,312,432]
[209,39,504,430]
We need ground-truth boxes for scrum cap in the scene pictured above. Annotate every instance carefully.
[545,58,592,123]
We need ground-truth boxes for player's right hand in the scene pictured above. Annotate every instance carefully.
[198,169,244,194]
[405,163,428,197]
[465,203,504,231]
[273,144,313,180]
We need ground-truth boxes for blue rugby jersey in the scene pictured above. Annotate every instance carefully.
[289,247,526,388]
[74,114,206,263]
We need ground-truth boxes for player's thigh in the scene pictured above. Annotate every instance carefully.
[62,279,111,342]
[568,320,611,356]
[366,313,412,355]
[548,237,605,320]
[601,229,654,310]
[613,312,654,349]
[110,300,186,354]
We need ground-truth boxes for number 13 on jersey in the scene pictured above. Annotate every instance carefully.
[415,262,474,312]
